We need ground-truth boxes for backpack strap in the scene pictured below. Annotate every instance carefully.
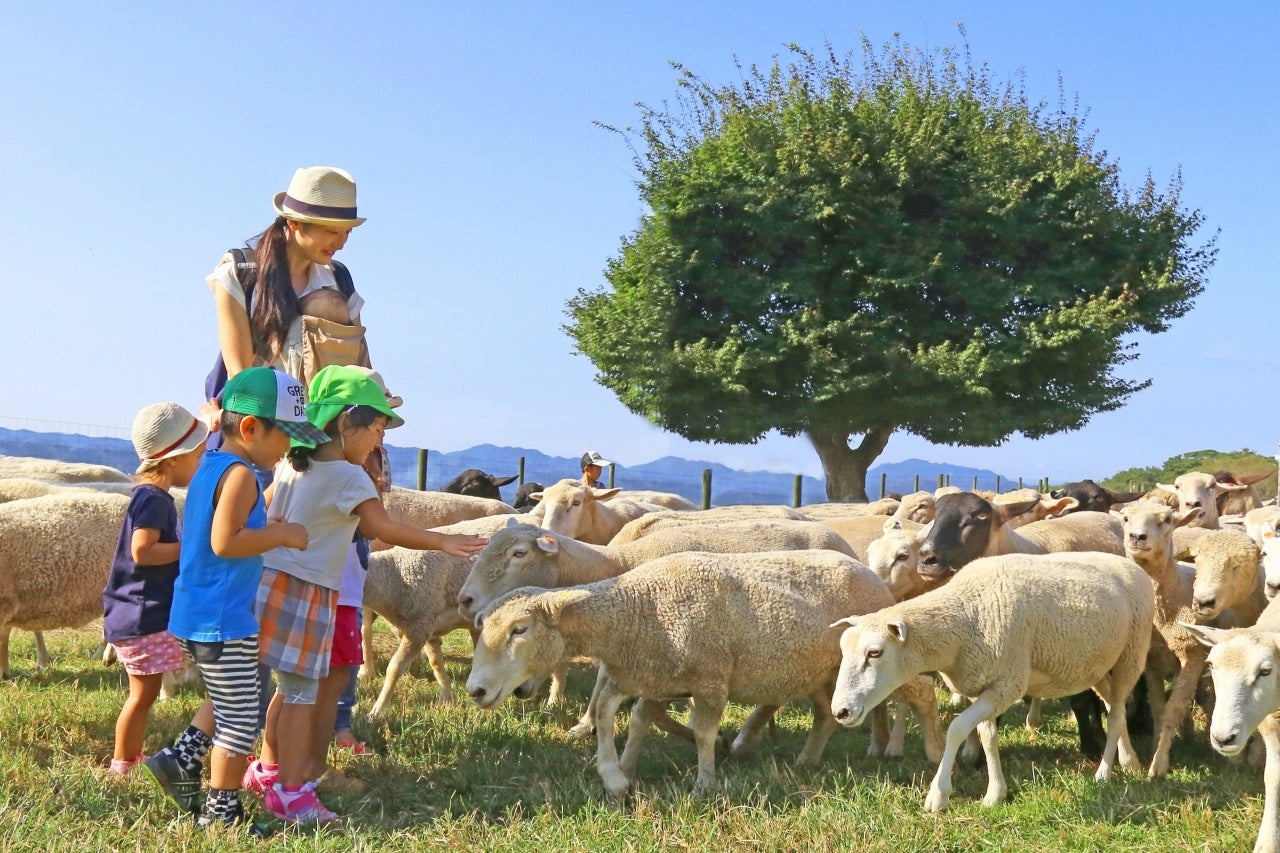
[228,246,257,309]
[331,260,356,299]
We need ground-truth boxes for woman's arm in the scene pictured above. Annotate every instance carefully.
[354,498,487,556]
[130,527,180,566]
[213,283,255,375]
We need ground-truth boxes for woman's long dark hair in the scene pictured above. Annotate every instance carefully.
[249,217,300,364]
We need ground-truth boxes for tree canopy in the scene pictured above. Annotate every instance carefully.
[566,34,1216,500]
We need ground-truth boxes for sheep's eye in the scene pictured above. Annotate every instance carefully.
[866,649,882,660]
[512,549,526,558]
[571,500,582,507]
[1262,664,1273,678]
[510,625,527,638]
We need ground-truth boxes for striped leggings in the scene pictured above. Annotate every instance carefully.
[183,636,261,755]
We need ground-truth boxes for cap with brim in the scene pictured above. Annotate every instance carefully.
[344,366,404,409]
[221,367,331,447]
[304,365,406,446]
[581,451,612,468]
[132,402,210,472]
[273,166,366,228]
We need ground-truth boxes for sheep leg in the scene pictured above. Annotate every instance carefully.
[796,684,838,765]
[1148,657,1206,779]
[0,627,10,679]
[730,704,780,758]
[1025,697,1043,729]
[976,718,1007,807]
[357,609,378,681]
[893,674,945,763]
[618,698,666,778]
[924,692,1002,813]
[866,701,890,756]
[1256,714,1280,853]
[1089,678,1133,781]
[593,676,632,800]
[689,691,728,795]
[32,631,50,669]
[368,630,427,717]
[547,664,569,706]
[422,636,453,703]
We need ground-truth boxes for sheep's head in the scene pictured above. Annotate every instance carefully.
[1113,499,1201,563]
[830,614,913,727]
[1189,529,1260,620]
[1183,622,1280,757]
[917,492,1036,580]
[457,520,563,619]
[1262,536,1280,600]
[536,480,622,539]
[466,588,585,710]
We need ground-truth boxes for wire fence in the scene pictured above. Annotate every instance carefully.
[1,415,1045,507]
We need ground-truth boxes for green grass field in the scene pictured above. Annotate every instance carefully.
[0,624,1266,852]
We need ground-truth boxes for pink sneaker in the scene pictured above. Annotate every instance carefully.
[242,756,278,797]
[263,782,339,826]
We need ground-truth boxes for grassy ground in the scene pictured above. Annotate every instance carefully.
[0,624,1266,852]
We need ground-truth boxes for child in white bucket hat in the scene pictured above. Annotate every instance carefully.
[104,402,208,777]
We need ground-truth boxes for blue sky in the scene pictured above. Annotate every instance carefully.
[4,1,1276,484]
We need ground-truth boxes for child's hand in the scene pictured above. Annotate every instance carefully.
[440,533,488,558]
[269,518,309,551]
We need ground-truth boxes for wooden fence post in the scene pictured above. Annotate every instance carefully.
[417,448,428,491]
[701,468,712,510]
[879,472,887,499]
[792,475,803,508]
[608,464,615,489]
[517,456,525,486]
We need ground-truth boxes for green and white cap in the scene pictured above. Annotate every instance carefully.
[221,367,331,446]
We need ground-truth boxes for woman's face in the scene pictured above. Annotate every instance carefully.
[290,221,352,265]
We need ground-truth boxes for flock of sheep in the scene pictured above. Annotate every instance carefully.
[5,454,1280,851]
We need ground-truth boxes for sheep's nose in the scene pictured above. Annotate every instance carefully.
[919,550,938,567]
[457,594,474,610]
[1213,731,1237,749]
[1195,597,1215,611]
[1128,533,1146,544]
[469,685,487,701]
[1268,583,1280,598]
[834,707,850,722]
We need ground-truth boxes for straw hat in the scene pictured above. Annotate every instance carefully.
[131,402,210,472]
[273,166,367,228]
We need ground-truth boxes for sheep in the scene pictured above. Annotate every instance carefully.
[0,477,135,503]
[1183,604,1280,853]
[532,479,664,545]
[1112,498,1209,777]
[611,490,699,511]
[0,492,129,678]
[1156,471,1251,529]
[359,513,536,714]
[797,499,900,520]
[608,505,806,545]
[820,516,923,562]
[466,550,943,798]
[1188,528,1265,627]
[1222,506,1280,549]
[891,491,935,524]
[1214,470,1276,518]
[1264,537,1280,600]
[440,468,518,502]
[1051,479,1146,514]
[0,455,132,484]
[376,485,515,550]
[918,492,1124,580]
[865,520,935,602]
[512,482,544,512]
[830,551,1154,812]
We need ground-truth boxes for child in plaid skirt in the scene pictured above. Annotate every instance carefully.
[248,365,487,826]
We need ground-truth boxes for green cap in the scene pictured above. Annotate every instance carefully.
[305,364,406,436]
[221,367,331,446]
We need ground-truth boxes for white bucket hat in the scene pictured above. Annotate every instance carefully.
[131,402,210,472]
[273,166,367,228]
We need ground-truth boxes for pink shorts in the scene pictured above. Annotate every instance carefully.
[112,631,184,677]
[330,605,364,668]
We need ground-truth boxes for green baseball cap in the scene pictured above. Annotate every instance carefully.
[305,364,406,436]
[221,367,331,446]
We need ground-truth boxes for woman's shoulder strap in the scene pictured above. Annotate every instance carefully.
[330,260,355,298]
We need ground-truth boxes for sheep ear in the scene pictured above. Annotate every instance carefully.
[1263,530,1278,541]
[1176,507,1204,528]
[591,487,623,501]
[535,534,559,554]
[829,616,860,630]
[538,588,591,625]
[882,518,905,533]
[494,475,519,487]
[505,517,521,528]
[1179,621,1227,648]
[886,620,909,643]
[1156,482,1174,494]
[529,491,544,502]
[1044,496,1077,517]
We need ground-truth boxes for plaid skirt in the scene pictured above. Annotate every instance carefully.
[255,567,337,680]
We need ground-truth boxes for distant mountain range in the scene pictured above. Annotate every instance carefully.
[0,426,1026,506]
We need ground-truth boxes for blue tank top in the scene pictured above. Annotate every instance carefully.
[168,450,267,642]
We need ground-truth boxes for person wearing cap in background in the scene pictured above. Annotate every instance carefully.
[145,367,317,834]
[580,450,612,488]
[243,365,487,827]
[104,402,209,779]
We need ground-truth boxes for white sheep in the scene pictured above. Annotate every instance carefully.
[608,505,806,545]
[0,455,132,483]
[821,515,923,562]
[1188,528,1265,627]
[1264,536,1280,600]
[865,520,934,602]
[466,550,943,798]
[891,491,935,524]
[360,513,536,714]
[830,551,1154,812]
[797,498,900,520]
[376,486,515,550]
[532,479,664,545]
[1156,471,1249,529]
[0,492,129,678]
[610,489,698,511]
[1112,498,1208,777]
[1222,506,1280,549]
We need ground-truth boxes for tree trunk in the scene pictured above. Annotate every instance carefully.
[806,427,894,502]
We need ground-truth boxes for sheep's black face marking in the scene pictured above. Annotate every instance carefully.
[918,492,994,579]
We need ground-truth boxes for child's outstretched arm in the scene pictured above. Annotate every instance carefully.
[210,464,309,557]
[354,498,487,557]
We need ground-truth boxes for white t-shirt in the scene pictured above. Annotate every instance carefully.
[206,253,366,374]
[264,459,380,591]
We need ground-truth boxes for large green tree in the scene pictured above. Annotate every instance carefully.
[566,36,1216,500]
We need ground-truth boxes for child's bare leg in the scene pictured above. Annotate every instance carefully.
[114,672,163,760]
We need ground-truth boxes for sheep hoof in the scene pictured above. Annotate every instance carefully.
[566,722,595,739]
[923,789,949,813]
[981,789,1006,808]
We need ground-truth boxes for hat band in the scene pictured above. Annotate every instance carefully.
[145,417,201,459]
[281,194,358,220]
